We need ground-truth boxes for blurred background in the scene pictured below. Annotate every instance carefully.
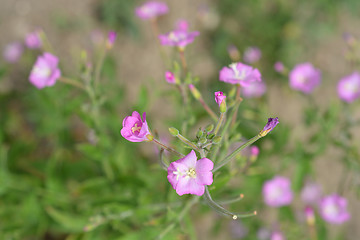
[1,0,360,239]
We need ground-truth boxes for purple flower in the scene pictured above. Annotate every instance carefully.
[337,72,360,103]
[135,1,168,20]
[3,42,23,63]
[259,117,279,137]
[106,31,117,48]
[219,62,262,86]
[263,176,293,207]
[165,71,176,84]
[25,31,42,49]
[242,80,266,98]
[121,111,152,142]
[29,52,61,89]
[274,61,285,73]
[167,150,213,196]
[319,194,350,224]
[301,182,322,205]
[243,46,262,64]
[159,28,200,49]
[214,91,226,107]
[289,62,321,94]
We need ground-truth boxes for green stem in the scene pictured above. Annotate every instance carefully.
[59,77,86,90]
[176,133,201,152]
[152,139,185,157]
[231,84,242,126]
[213,134,262,172]
[213,112,225,135]
[199,97,218,121]
[94,46,107,90]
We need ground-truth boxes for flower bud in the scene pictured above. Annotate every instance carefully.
[106,31,117,49]
[259,117,279,137]
[188,84,201,100]
[165,71,176,84]
[205,124,214,132]
[212,136,222,144]
[196,129,204,139]
[207,133,215,140]
[169,127,179,136]
[199,136,207,144]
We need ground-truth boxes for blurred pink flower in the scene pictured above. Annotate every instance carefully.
[167,150,213,196]
[25,31,42,49]
[289,62,321,94]
[274,61,285,73]
[242,80,266,98]
[270,230,286,240]
[176,19,189,31]
[165,71,176,84]
[250,146,259,157]
[337,72,360,103]
[243,46,261,64]
[319,194,350,224]
[106,31,117,48]
[121,111,152,142]
[29,52,61,89]
[301,182,322,205]
[159,24,200,49]
[227,44,241,61]
[263,176,293,207]
[219,62,261,86]
[135,1,168,20]
[214,91,226,107]
[3,42,23,63]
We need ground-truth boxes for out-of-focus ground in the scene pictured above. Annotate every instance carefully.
[1,0,360,239]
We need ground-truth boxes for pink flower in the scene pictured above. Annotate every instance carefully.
[214,91,226,107]
[337,72,360,103]
[242,80,266,98]
[270,231,286,240]
[176,19,189,31]
[263,176,293,207]
[319,194,350,224]
[243,46,262,64]
[121,111,152,142]
[106,31,117,48]
[219,62,262,86]
[165,71,176,84]
[289,62,321,94]
[301,182,322,205]
[274,61,285,73]
[25,31,42,49]
[159,21,199,49]
[3,42,23,63]
[29,52,61,89]
[135,1,168,20]
[167,150,214,196]
[250,146,259,157]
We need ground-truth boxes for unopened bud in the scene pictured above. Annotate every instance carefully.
[199,137,207,144]
[207,133,215,140]
[212,136,222,144]
[205,124,214,132]
[168,127,179,136]
[188,84,202,100]
[220,100,227,113]
[196,129,203,139]
[146,134,154,141]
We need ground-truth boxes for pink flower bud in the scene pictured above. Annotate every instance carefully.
[107,31,117,49]
[165,71,176,84]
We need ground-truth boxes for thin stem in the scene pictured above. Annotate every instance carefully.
[213,134,262,172]
[94,46,107,90]
[179,49,187,73]
[157,196,200,239]
[152,138,185,157]
[217,194,244,205]
[231,84,242,126]
[213,112,225,135]
[198,98,218,121]
[59,77,86,90]
[176,133,201,152]
[159,149,169,170]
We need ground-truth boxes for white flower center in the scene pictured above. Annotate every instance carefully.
[230,63,245,80]
[344,81,359,93]
[186,168,197,178]
[324,204,338,217]
[34,66,51,78]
